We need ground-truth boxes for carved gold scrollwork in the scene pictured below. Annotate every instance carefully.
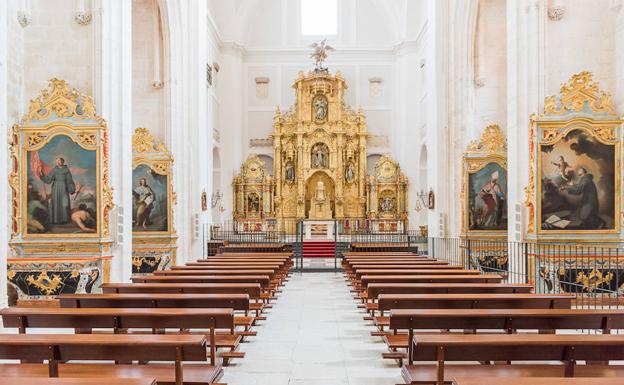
[543,71,616,116]
[465,124,507,154]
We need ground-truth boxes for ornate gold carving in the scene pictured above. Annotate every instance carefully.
[465,124,507,154]
[524,115,536,234]
[23,78,103,124]
[543,71,616,116]
[26,271,63,296]
[574,269,613,292]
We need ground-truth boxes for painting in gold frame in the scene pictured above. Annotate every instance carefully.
[462,125,508,236]
[525,72,622,237]
[10,78,113,244]
[131,128,175,236]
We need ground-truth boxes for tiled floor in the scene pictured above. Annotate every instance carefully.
[221,272,403,385]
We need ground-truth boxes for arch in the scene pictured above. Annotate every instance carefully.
[257,154,274,176]
[366,153,383,175]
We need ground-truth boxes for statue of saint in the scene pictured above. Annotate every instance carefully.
[315,180,326,203]
[345,162,355,183]
[312,144,328,168]
[314,97,328,122]
[285,162,295,182]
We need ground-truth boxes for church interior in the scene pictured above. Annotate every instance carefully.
[1,0,624,384]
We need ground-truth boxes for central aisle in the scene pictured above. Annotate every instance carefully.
[221,272,402,385]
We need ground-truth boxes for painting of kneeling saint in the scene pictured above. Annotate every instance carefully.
[132,164,169,232]
[26,134,98,235]
[468,163,507,231]
[540,129,615,231]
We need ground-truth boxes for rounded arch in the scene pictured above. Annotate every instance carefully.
[366,153,383,175]
[256,154,274,176]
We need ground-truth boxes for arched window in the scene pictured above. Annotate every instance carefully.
[301,0,337,36]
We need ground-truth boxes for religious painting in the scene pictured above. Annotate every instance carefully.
[247,192,260,213]
[26,134,98,235]
[311,143,329,169]
[467,162,507,231]
[312,94,328,123]
[539,129,616,231]
[132,164,169,232]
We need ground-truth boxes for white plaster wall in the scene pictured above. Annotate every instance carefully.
[24,0,94,99]
[544,0,616,103]
[473,0,507,130]
[132,0,166,137]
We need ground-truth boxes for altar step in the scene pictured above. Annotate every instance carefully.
[302,240,336,258]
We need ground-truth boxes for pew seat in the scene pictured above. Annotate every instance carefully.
[451,377,624,385]
[3,379,157,385]
[403,334,624,384]
[0,334,221,385]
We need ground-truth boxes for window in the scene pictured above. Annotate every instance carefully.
[301,0,337,36]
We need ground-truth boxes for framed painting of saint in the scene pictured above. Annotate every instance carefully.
[25,134,99,236]
[467,162,507,232]
[462,124,508,237]
[538,128,617,232]
[132,164,169,232]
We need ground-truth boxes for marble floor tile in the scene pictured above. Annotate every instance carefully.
[221,272,401,385]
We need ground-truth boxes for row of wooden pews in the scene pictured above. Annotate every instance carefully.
[343,251,624,385]
[0,250,293,384]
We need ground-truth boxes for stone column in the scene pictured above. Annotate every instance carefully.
[93,0,133,282]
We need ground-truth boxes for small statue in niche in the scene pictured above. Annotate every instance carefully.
[313,96,328,122]
[311,143,328,168]
[314,180,327,203]
[345,162,355,183]
[285,162,295,183]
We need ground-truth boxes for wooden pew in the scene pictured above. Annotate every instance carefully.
[360,274,503,286]
[1,307,235,366]
[452,378,624,385]
[130,275,271,288]
[153,269,277,276]
[58,293,258,335]
[0,334,221,385]
[376,294,574,362]
[101,282,268,322]
[3,379,157,385]
[404,334,624,384]
[366,283,533,300]
[391,307,624,369]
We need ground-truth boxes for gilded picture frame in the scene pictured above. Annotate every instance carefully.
[525,72,623,239]
[9,78,113,245]
[462,125,508,237]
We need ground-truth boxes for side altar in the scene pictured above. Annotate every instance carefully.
[232,56,408,232]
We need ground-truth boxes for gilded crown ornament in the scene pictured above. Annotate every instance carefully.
[543,71,616,116]
[465,124,507,154]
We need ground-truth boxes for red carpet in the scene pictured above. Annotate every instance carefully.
[302,240,335,258]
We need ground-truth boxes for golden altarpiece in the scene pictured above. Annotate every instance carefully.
[232,69,408,231]
[131,128,177,274]
[8,79,114,300]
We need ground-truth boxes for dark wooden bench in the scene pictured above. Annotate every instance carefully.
[58,293,257,335]
[1,307,236,366]
[390,308,624,369]
[101,283,268,320]
[3,379,157,385]
[375,294,574,361]
[130,275,271,288]
[404,334,624,384]
[452,378,624,385]
[0,334,221,385]
[360,274,503,286]
[366,283,533,300]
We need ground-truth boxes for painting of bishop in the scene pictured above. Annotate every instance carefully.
[468,162,507,231]
[26,134,98,235]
